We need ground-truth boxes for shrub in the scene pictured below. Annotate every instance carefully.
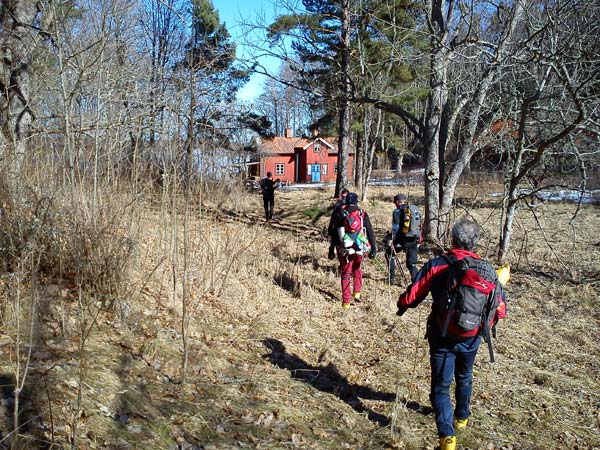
[0,179,136,305]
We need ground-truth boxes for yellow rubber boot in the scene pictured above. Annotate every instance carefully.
[454,418,468,430]
[440,436,456,450]
[352,292,361,302]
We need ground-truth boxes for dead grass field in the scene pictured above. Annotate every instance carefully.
[0,183,598,449]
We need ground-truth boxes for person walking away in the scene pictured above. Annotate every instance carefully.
[333,192,377,308]
[385,193,421,282]
[260,171,281,221]
[327,188,349,259]
[396,217,508,450]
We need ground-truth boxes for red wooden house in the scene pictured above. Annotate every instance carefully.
[250,129,353,183]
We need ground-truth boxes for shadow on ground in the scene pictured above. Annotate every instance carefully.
[0,373,48,450]
[262,338,394,427]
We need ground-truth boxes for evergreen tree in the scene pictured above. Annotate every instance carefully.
[182,0,248,145]
[269,0,355,194]
[269,0,424,196]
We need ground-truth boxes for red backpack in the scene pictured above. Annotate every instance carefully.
[341,208,371,254]
[344,208,364,234]
[436,255,502,361]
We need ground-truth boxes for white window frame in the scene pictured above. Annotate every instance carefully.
[313,143,321,153]
[322,164,328,175]
[275,163,285,176]
[334,165,338,174]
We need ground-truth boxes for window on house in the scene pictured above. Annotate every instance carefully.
[275,163,285,176]
[313,143,321,152]
[322,164,328,175]
[334,165,338,174]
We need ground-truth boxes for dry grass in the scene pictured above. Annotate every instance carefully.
[0,181,598,449]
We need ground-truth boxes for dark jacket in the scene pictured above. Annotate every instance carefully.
[260,177,280,197]
[327,198,347,243]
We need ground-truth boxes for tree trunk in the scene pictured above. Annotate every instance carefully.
[361,108,382,201]
[356,107,369,197]
[354,128,364,190]
[422,42,449,242]
[499,193,518,261]
[0,0,40,176]
[334,0,352,197]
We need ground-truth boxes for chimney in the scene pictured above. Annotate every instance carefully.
[284,128,293,138]
[312,128,319,137]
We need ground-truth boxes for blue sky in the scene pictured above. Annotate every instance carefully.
[212,0,281,102]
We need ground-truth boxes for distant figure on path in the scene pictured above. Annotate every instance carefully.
[260,171,281,221]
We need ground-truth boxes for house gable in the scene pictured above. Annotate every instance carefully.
[302,137,335,152]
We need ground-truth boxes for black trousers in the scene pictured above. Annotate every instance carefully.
[385,237,419,283]
[263,194,274,220]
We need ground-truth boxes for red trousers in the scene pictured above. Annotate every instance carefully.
[339,253,364,304]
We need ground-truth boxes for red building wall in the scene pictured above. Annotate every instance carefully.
[297,143,353,183]
[262,154,295,183]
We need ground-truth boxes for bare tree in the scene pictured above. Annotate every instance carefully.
[255,63,313,137]
[354,0,528,242]
[497,0,599,262]
[0,0,48,176]
[139,0,187,144]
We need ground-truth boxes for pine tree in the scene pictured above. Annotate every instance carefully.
[180,0,248,145]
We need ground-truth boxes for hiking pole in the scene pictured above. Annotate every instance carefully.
[390,244,410,287]
[395,253,410,287]
[391,279,425,435]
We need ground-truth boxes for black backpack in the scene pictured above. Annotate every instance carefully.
[437,255,500,361]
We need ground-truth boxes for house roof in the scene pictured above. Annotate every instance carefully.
[259,136,349,155]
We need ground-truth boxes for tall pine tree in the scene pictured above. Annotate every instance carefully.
[269,0,354,195]
[182,0,248,146]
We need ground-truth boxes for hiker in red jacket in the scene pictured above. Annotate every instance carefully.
[332,192,377,308]
[396,217,507,450]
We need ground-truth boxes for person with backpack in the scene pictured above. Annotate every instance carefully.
[260,171,281,221]
[327,188,349,260]
[396,217,508,450]
[332,192,377,308]
[385,193,422,283]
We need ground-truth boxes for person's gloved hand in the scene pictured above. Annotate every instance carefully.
[385,239,393,248]
[369,249,377,259]
[396,305,409,317]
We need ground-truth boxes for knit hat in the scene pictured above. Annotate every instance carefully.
[346,192,359,205]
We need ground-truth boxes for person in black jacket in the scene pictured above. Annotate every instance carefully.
[331,192,377,308]
[327,188,349,259]
[385,194,421,282]
[260,172,281,221]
